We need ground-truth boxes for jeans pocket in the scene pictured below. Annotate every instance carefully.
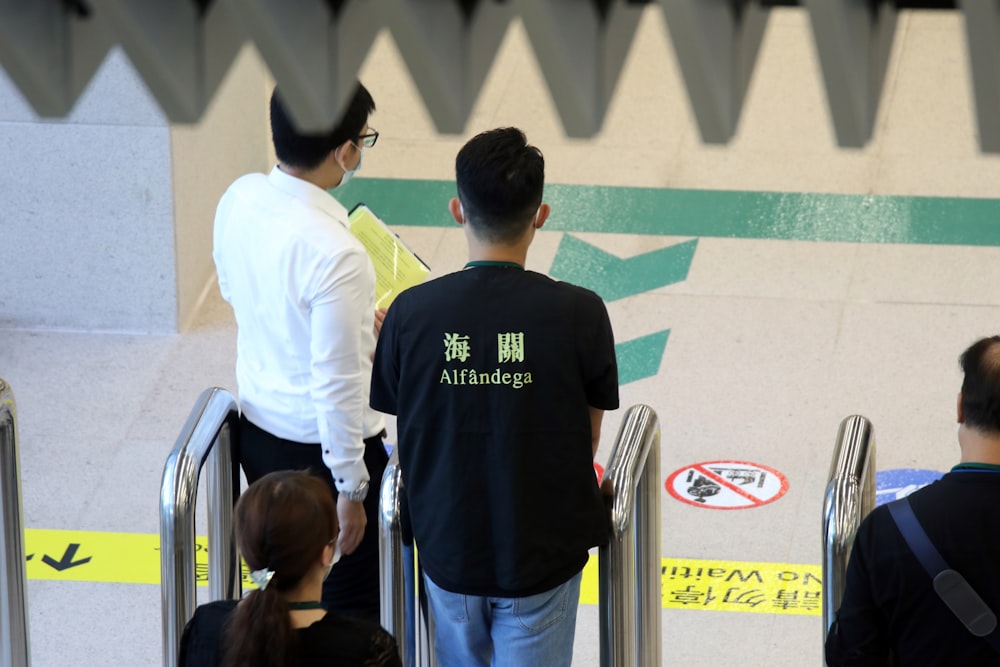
[512,584,569,632]
[425,578,470,623]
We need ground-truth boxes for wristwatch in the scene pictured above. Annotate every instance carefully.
[342,480,369,503]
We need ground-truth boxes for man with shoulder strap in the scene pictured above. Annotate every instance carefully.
[826,335,1000,666]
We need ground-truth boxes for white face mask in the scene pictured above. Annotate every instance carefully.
[335,145,364,189]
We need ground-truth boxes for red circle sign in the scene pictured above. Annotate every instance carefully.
[665,460,789,510]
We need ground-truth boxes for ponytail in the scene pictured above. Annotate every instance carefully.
[222,586,297,667]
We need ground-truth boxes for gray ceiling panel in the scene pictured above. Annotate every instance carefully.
[658,0,770,143]
[513,0,644,137]
[88,0,245,122]
[384,0,514,133]
[801,0,897,148]
[230,0,381,132]
[0,1,998,151]
[959,0,1000,152]
[0,0,112,117]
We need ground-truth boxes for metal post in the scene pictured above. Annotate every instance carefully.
[0,379,30,667]
[379,450,437,667]
[160,387,240,667]
[412,561,437,667]
[599,404,662,667]
[379,450,410,666]
[822,415,876,660]
[636,410,662,666]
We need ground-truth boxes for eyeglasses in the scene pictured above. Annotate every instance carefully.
[356,128,379,148]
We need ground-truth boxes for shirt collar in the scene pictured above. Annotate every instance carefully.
[464,261,525,270]
[268,165,349,226]
[951,462,1000,473]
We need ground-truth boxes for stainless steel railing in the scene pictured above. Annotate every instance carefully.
[822,415,876,651]
[160,387,241,667]
[599,404,662,667]
[0,378,31,667]
[378,447,436,667]
[378,404,661,667]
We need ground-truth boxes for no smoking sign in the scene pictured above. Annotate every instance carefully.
[666,460,789,510]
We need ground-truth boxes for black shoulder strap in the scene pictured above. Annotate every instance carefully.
[886,498,949,574]
[887,497,1000,652]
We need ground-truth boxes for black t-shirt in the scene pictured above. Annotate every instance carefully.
[825,470,1000,666]
[371,266,619,597]
[179,600,402,667]
[298,612,401,666]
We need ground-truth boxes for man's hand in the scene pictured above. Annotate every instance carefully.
[337,494,367,555]
[374,308,388,337]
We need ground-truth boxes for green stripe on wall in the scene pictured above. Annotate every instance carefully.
[338,178,1000,246]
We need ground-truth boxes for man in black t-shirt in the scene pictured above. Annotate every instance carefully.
[370,127,618,667]
[826,335,1000,666]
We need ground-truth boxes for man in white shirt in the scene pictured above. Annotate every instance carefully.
[213,84,385,619]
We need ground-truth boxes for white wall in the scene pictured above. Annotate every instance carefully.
[0,44,269,333]
[170,45,270,332]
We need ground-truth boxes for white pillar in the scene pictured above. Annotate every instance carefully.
[0,44,269,333]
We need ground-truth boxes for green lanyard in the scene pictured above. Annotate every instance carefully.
[464,261,524,270]
[287,601,325,611]
[951,462,1000,473]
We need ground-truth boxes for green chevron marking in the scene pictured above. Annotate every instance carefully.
[617,330,670,385]
[549,235,697,302]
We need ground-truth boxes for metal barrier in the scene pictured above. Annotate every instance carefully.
[378,448,436,667]
[159,387,241,667]
[379,404,661,667]
[0,378,30,667]
[599,404,662,667]
[822,415,876,650]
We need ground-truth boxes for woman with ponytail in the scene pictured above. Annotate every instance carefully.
[179,470,400,667]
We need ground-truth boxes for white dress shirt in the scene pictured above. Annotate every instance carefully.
[213,166,384,493]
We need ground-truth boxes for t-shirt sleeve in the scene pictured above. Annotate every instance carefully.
[824,511,893,666]
[178,600,237,667]
[370,300,401,415]
[365,628,403,667]
[580,292,619,410]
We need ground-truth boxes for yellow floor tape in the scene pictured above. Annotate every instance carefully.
[578,555,821,616]
[25,528,821,617]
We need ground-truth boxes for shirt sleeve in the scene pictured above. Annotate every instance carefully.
[368,628,403,667]
[212,191,232,305]
[310,247,372,493]
[370,302,400,416]
[824,513,893,666]
[581,293,619,410]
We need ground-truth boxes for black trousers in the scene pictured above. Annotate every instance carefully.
[237,414,388,622]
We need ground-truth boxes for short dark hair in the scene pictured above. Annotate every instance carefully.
[270,83,375,170]
[960,336,1000,434]
[455,127,544,244]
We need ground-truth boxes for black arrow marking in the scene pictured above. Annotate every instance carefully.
[42,543,91,571]
[26,554,33,561]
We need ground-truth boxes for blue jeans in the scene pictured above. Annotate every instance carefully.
[422,571,583,667]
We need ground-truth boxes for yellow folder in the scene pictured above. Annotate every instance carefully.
[348,203,431,308]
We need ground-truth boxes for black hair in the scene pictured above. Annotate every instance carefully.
[455,127,544,244]
[960,336,1000,434]
[270,83,375,170]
